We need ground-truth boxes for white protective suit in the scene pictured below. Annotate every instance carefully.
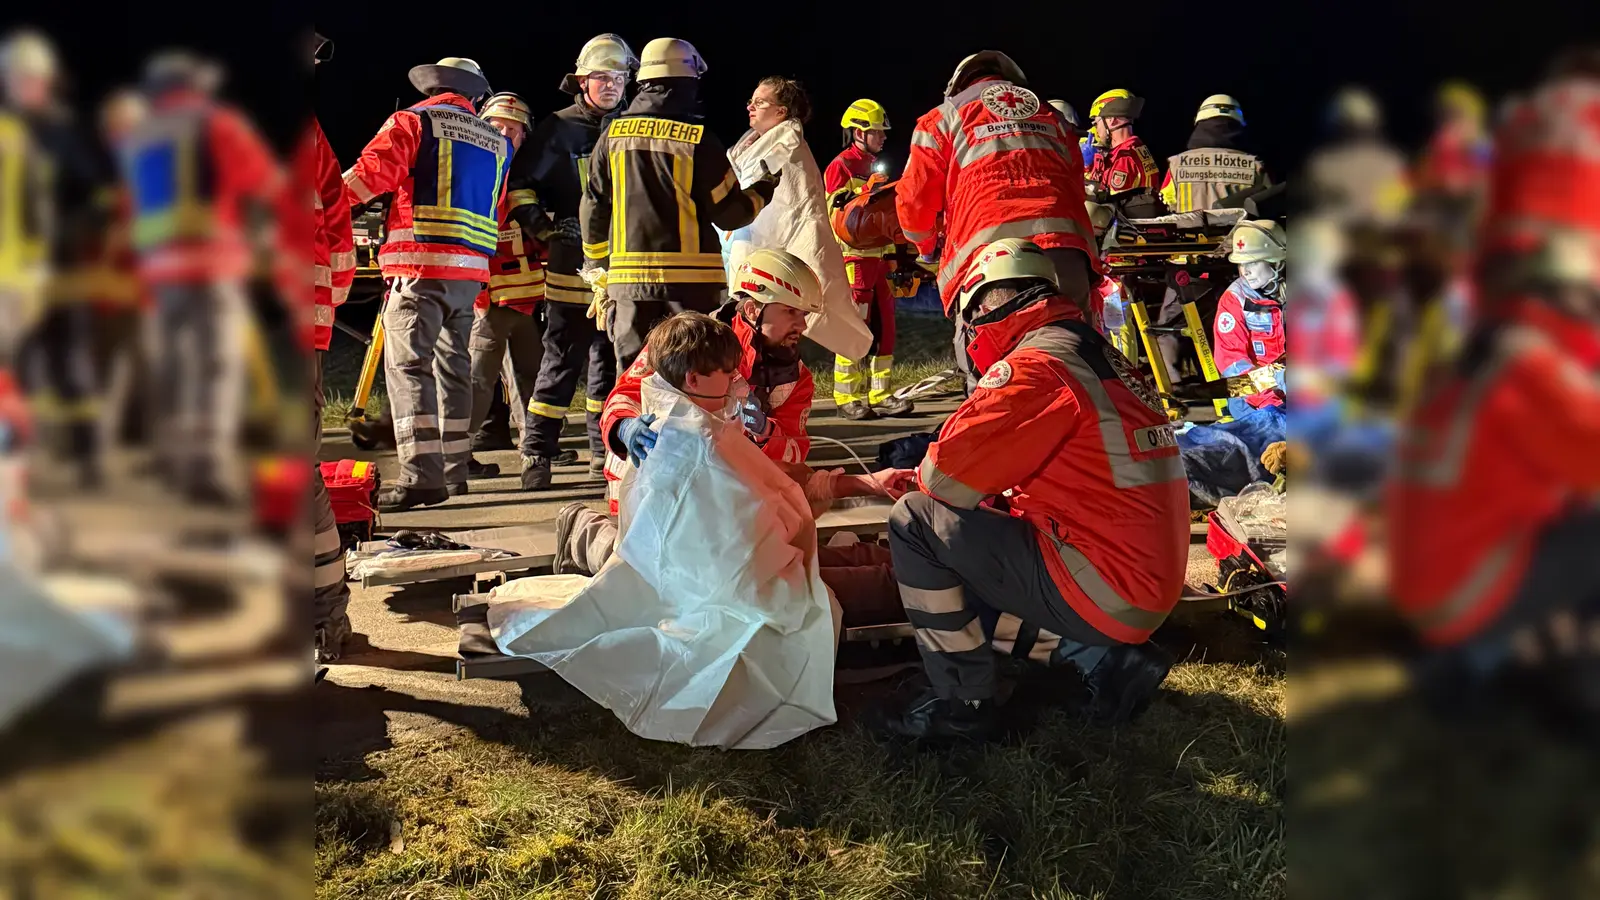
[724,120,872,361]
[487,374,841,750]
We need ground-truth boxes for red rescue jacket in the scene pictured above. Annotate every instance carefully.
[919,293,1189,643]
[343,93,509,282]
[474,184,546,315]
[307,120,354,351]
[1214,279,1286,409]
[897,78,1099,316]
[1388,300,1600,644]
[1087,134,1161,196]
[599,310,814,516]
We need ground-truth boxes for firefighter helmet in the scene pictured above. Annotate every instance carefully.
[143,50,223,94]
[1049,99,1084,133]
[480,92,532,129]
[945,51,1027,97]
[956,238,1060,315]
[1195,93,1245,124]
[0,30,57,80]
[312,32,334,65]
[732,249,824,314]
[409,57,490,101]
[1228,220,1288,264]
[1090,89,1144,120]
[1329,86,1381,132]
[576,33,637,76]
[841,99,890,131]
[1436,80,1485,122]
[638,38,706,81]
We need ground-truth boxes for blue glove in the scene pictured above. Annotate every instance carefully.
[739,397,772,443]
[618,413,657,466]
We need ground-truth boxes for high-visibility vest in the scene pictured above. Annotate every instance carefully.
[402,102,506,258]
[0,110,49,291]
[123,109,218,252]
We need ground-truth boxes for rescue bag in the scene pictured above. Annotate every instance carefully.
[829,173,905,252]
[320,459,381,550]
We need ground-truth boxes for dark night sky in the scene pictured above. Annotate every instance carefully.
[10,2,1600,175]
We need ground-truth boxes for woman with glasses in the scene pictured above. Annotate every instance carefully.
[722,77,871,365]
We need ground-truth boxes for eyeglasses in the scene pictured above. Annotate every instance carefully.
[585,72,627,87]
[747,98,775,110]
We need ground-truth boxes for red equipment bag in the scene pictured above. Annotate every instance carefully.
[320,459,380,549]
[830,173,906,252]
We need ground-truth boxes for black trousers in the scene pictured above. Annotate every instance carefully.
[522,301,617,461]
[608,284,723,372]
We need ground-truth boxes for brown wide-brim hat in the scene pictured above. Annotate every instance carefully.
[408,57,489,98]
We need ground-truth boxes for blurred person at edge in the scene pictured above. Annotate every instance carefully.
[2,29,106,488]
[1304,87,1410,229]
[289,32,355,664]
[1389,50,1600,729]
[463,91,544,485]
[344,57,507,513]
[89,88,151,452]
[118,50,280,506]
[510,34,634,492]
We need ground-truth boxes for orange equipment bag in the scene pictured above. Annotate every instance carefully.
[829,173,906,252]
[320,459,381,549]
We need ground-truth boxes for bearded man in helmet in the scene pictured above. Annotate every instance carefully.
[1160,95,1271,213]
[1214,220,1288,418]
[896,51,1100,393]
[510,35,635,492]
[463,91,549,482]
[554,249,908,575]
[344,57,509,512]
[581,37,781,374]
[1390,51,1600,726]
[1085,89,1161,212]
[824,98,912,420]
[877,238,1188,742]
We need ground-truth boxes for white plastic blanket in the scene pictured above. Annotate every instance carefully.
[487,374,839,749]
[724,120,872,360]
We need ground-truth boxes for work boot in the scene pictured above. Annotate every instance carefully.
[1083,642,1174,724]
[446,481,469,497]
[553,448,580,466]
[472,423,515,452]
[376,484,450,513]
[875,395,916,417]
[520,455,553,491]
[838,401,877,421]
[314,614,352,664]
[552,501,588,576]
[467,457,500,479]
[874,687,996,742]
[588,457,606,478]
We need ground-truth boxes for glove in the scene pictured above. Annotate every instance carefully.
[914,253,939,274]
[582,267,610,321]
[749,161,782,201]
[738,396,772,444]
[618,413,658,466]
[555,217,583,242]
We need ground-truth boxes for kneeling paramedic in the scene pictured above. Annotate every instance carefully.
[881,238,1189,741]
[555,252,911,585]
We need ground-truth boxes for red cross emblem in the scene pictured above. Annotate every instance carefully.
[996,91,1021,110]
[1237,238,1246,249]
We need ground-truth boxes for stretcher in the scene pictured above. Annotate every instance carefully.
[1197,505,1288,638]
[1106,208,1247,423]
[354,500,900,590]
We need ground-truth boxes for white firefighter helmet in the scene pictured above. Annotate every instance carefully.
[732,249,824,314]
[638,38,706,81]
[945,51,1027,97]
[1049,99,1084,133]
[1330,86,1381,131]
[142,50,223,94]
[561,33,638,94]
[955,238,1060,315]
[1195,93,1245,124]
[1228,220,1288,264]
[1084,200,1114,236]
[480,92,532,129]
[0,29,57,80]
[408,57,490,100]
[576,33,637,76]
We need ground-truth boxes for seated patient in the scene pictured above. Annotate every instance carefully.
[555,293,913,627]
